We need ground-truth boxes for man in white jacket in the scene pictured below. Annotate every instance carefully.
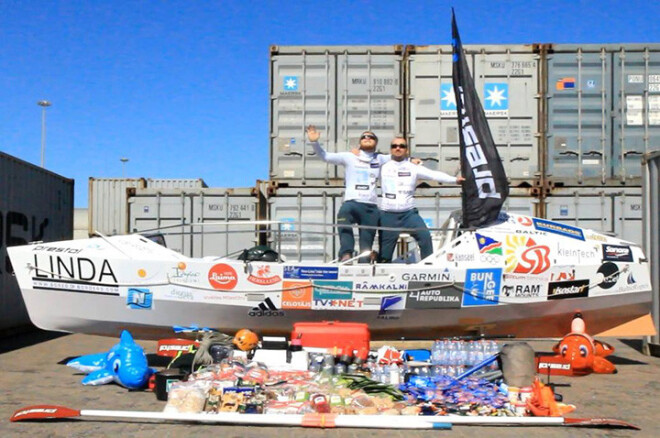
[379,136,465,262]
[306,125,388,262]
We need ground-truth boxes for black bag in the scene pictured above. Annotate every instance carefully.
[237,245,279,262]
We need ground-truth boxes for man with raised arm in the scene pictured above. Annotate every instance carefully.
[306,125,388,262]
[379,136,465,263]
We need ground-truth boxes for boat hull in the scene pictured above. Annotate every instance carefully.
[19,286,652,340]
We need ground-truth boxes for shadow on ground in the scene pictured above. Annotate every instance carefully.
[0,328,68,354]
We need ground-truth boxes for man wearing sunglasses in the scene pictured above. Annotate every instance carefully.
[306,125,388,262]
[379,137,465,263]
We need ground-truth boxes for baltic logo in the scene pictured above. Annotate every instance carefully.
[127,288,153,309]
[248,297,284,317]
[602,244,633,262]
[547,280,589,300]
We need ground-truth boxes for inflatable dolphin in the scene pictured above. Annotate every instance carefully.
[67,330,154,389]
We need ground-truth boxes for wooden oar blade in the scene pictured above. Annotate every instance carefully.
[10,405,81,422]
[563,417,640,430]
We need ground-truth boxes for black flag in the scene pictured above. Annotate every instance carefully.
[452,10,509,227]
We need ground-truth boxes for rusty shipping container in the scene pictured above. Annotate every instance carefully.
[0,152,74,333]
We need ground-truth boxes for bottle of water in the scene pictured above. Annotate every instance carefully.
[431,340,441,365]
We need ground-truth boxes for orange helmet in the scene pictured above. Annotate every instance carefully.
[233,329,259,351]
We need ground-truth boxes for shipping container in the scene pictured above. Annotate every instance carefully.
[73,208,88,239]
[127,187,258,258]
[88,177,212,236]
[269,45,404,183]
[405,45,540,184]
[642,151,660,350]
[146,178,208,189]
[543,187,643,244]
[88,178,147,235]
[0,152,74,333]
[546,44,660,184]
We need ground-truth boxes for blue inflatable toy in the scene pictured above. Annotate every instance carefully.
[67,330,154,389]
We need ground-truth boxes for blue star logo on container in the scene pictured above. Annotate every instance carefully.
[440,83,456,110]
[484,83,508,110]
[283,76,299,91]
[280,217,295,231]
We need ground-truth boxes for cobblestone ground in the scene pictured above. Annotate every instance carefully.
[0,332,658,438]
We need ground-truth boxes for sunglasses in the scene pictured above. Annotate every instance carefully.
[390,144,408,149]
[360,134,377,140]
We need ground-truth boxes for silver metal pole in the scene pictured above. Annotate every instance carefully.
[37,100,51,167]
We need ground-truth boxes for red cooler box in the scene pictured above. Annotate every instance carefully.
[292,321,370,351]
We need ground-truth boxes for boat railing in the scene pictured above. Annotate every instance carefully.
[129,220,464,263]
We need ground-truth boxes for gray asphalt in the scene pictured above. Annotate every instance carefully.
[0,331,658,437]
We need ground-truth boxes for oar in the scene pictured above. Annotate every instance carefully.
[9,405,450,430]
[10,405,639,429]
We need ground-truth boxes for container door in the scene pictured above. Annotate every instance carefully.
[336,51,403,179]
[270,53,336,181]
[612,47,660,182]
[546,48,612,183]
[191,192,257,258]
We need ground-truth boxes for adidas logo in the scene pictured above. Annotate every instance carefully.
[248,297,284,317]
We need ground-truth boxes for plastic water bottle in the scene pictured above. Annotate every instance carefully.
[431,340,441,365]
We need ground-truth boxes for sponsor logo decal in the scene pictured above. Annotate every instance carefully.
[476,233,502,255]
[462,268,502,307]
[127,288,153,309]
[170,265,201,284]
[532,218,585,241]
[284,266,339,280]
[505,236,551,275]
[556,247,599,260]
[602,244,633,262]
[248,297,284,317]
[517,216,533,226]
[586,233,607,242]
[447,252,475,262]
[408,282,462,309]
[377,295,406,319]
[502,283,543,298]
[597,262,619,290]
[32,245,82,254]
[402,270,453,282]
[398,172,411,177]
[550,268,576,282]
[313,280,353,300]
[538,362,571,370]
[281,281,312,309]
[247,265,282,285]
[165,288,195,301]
[354,281,407,291]
[208,264,238,290]
[32,277,119,295]
[548,279,589,300]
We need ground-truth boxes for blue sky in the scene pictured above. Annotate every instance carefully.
[2,1,659,207]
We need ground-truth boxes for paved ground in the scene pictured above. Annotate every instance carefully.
[0,331,658,437]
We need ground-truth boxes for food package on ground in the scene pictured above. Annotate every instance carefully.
[164,381,207,413]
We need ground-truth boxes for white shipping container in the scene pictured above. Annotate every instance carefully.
[406,45,540,183]
[0,152,74,333]
[128,187,258,258]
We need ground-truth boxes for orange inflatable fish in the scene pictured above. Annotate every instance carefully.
[550,313,617,375]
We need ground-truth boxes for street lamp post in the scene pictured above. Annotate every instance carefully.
[37,100,52,168]
[120,157,129,178]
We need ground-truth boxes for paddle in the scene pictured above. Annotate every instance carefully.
[10,404,640,429]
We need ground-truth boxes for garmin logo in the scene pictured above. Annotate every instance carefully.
[457,85,501,200]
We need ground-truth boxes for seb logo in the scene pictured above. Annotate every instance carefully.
[504,235,551,275]
[208,264,238,290]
